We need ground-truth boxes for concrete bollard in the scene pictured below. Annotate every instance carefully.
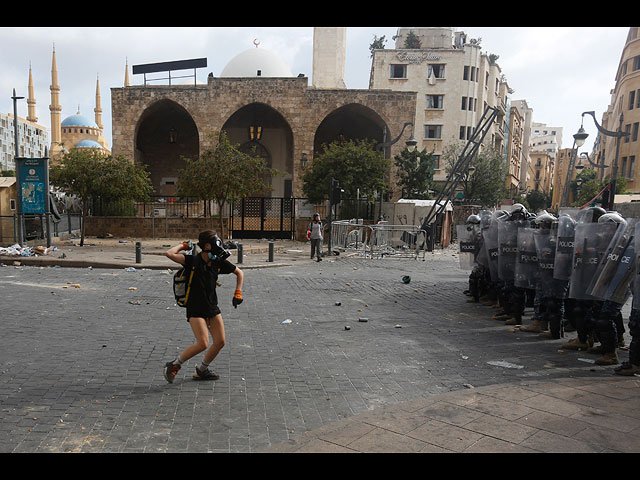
[237,243,243,264]
[268,242,274,262]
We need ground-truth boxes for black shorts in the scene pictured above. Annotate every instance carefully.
[186,305,221,322]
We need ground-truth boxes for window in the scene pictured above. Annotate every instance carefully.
[625,124,631,143]
[428,64,445,79]
[425,125,442,139]
[461,97,467,110]
[432,155,441,170]
[634,55,640,71]
[633,122,639,142]
[390,64,407,78]
[629,156,636,178]
[460,126,466,140]
[637,89,640,108]
[463,66,469,80]
[426,94,443,109]
[471,66,477,82]
[630,90,636,110]
[10,199,16,210]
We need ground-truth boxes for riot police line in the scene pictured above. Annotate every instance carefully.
[457,204,640,376]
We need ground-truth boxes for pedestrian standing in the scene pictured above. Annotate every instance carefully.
[307,213,323,262]
[163,230,244,383]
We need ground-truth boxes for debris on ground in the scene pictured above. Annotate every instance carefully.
[0,244,58,257]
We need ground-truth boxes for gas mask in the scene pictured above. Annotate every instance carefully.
[199,235,231,262]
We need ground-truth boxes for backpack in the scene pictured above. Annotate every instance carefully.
[173,245,198,308]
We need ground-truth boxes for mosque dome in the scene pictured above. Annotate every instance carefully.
[62,113,98,129]
[220,46,292,78]
[74,139,104,149]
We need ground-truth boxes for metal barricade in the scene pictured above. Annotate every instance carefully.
[330,219,368,254]
[365,223,426,260]
[329,220,426,260]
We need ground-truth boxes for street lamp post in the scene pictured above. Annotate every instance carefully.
[12,89,25,246]
[580,111,629,210]
[559,122,589,207]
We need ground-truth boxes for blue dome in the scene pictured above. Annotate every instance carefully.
[75,139,103,149]
[62,114,98,129]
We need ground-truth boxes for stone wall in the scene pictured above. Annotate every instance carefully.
[111,78,417,199]
[85,216,225,239]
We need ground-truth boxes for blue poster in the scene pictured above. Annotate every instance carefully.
[18,158,47,214]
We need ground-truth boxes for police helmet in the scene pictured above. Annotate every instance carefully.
[466,214,481,225]
[535,212,558,227]
[587,206,607,223]
[510,203,528,220]
[598,212,626,225]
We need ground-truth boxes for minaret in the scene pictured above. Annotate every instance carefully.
[94,74,103,130]
[27,62,37,123]
[312,27,347,89]
[49,45,62,155]
[124,58,130,87]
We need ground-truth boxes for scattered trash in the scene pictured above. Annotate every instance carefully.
[128,287,137,291]
[119,240,128,243]
[335,301,341,306]
[125,267,137,272]
[358,318,368,322]
[577,358,596,364]
[344,326,351,330]
[281,319,292,325]
[395,324,402,328]
[402,275,411,284]
[128,300,141,305]
[461,355,469,360]
[0,244,57,257]
[462,384,474,389]
[487,361,524,369]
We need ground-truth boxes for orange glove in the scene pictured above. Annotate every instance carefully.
[232,289,243,308]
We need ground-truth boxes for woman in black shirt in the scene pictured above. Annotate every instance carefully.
[163,230,244,383]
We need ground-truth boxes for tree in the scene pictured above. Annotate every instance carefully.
[50,148,153,246]
[301,138,390,205]
[442,143,507,207]
[524,189,551,212]
[403,31,421,49]
[394,147,436,199]
[571,168,627,207]
[177,131,280,239]
[369,35,386,58]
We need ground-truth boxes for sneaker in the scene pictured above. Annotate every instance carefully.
[163,361,181,383]
[614,362,640,376]
[193,366,220,381]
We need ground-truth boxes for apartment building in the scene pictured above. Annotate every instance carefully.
[596,27,640,192]
[0,112,48,172]
[369,27,511,184]
[527,150,553,196]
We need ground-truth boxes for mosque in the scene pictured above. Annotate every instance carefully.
[110,27,417,200]
[47,47,110,158]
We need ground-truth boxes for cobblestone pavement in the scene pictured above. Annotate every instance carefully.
[0,250,638,452]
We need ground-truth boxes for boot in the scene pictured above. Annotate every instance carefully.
[587,345,603,354]
[614,362,640,376]
[562,337,590,350]
[594,351,619,366]
[505,316,520,326]
[519,320,544,333]
[493,313,512,321]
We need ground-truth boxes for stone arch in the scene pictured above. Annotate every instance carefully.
[134,98,199,196]
[222,102,294,197]
[313,103,389,157]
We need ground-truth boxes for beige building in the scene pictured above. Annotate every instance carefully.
[595,27,640,192]
[527,151,553,196]
[0,177,17,243]
[368,27,511,183]
[551,148,579,210]
[505,104,524,195]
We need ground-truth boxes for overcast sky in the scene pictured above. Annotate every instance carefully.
[0,26,630,155]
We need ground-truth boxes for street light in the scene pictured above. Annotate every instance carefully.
[559,119,589,207]
[581,110,629,210]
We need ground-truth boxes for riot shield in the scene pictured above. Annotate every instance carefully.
[514,227,539,289]
[482,221,500,282]
[497,219,519,283]
[568,222,618,300]
[553,214,577,281]
[456,224,480,270]
[588,219,637,304]
[534,227,568,299]
[633,222,640,311]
